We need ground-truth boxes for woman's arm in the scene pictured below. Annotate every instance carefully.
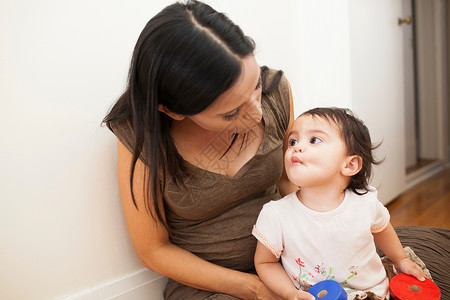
[277,80,298,197]
[254,242,314,300]
[373,222,425,281]
[117,140,277,299]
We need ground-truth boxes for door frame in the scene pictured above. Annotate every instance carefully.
[406,0,448,188]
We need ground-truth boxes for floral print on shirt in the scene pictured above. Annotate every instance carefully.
[292,257,359,291]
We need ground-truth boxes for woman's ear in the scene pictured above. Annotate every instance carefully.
[158,104,185,121]
[342,155,363,177]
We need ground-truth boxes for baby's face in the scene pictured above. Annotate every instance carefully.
[285,115,349,188]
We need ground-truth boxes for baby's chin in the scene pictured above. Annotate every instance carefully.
[286,173,302,187]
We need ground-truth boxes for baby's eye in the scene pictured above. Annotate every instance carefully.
[310,137,322,144]
[289,139,298,147]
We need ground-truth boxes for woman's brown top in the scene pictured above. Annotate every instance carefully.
[109,69,291,272]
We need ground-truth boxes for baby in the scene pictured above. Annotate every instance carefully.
[253,107,425,300]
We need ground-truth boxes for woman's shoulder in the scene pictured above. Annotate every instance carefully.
[107,117,136,156]
[261,67,291,139]
[262,67,289,96]
[104,90,137,155]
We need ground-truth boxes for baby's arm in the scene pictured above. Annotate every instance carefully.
[373,222,425,281]
[254,242,315,300]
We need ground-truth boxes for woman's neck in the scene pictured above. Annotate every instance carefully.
[171,118,236,152]
[170,118,264,177]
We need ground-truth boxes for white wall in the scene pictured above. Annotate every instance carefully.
[208,0,353,115]
[0,1,169,299]
[0,1,406,299]
[2,2,139,299]
[348,0,406,203]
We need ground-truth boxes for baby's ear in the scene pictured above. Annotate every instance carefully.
[342,155,362,177]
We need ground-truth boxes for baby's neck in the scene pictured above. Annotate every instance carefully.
[296,187,346,212]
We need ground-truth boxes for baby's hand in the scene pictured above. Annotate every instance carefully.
[287,290,315,300]
[395,257,426,281]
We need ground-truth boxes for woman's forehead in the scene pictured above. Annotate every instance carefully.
[203,55,260,115]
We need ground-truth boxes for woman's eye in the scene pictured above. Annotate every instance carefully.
[289,139,298,147]
[310,137,322,144]
[223,109,240,121]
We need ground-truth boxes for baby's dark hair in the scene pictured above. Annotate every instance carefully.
[300,107,383,195]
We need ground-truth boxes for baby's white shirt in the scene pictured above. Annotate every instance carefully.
[253,188,390,298]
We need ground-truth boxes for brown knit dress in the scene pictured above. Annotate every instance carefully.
[109,69,291,299]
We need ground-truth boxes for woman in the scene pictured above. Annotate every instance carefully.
[104,1,296,298]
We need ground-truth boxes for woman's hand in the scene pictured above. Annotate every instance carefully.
[286,289,315,300]
[247,273,282,300]
[250,273,315,300]
[395,257,426,281]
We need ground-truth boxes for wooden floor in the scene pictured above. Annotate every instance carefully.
[386,167,450,229]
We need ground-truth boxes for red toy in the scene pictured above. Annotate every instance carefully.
[390,273,441,300]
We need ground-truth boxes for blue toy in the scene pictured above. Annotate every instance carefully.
[307,280,347,300]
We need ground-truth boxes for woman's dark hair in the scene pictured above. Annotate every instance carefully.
[103,0,282,230]
[300,107,383,195]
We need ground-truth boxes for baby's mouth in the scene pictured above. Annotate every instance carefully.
[291,156,302,164]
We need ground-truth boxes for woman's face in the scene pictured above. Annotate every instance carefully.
[187,55,263,134]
